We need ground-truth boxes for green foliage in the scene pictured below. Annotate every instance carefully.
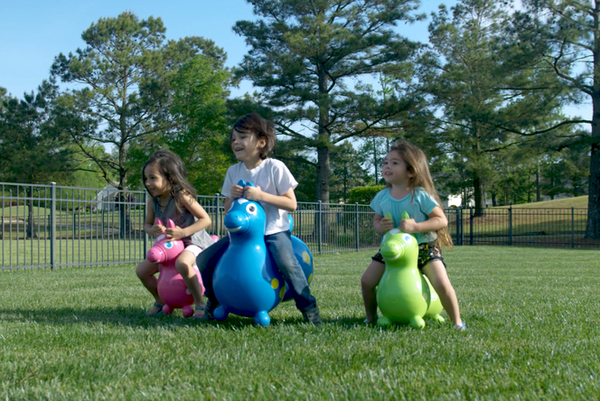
[329,141,370,203]
[421,0,570,214]
[348,185,385,205]
[1,247,600,399]
[51,11,228,190]
[234,0,423,202]
[126,54,233,195]
[0,79,74,184]
[514,0,600,237]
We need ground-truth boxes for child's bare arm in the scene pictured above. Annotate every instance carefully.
[243,186,297,212]
[398,206,447,234]
[143,197,164,236]
[164,194,212,240]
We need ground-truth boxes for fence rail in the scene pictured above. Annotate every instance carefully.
[1,182,597,270]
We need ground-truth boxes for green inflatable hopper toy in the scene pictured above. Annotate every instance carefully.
[376,211,445,329]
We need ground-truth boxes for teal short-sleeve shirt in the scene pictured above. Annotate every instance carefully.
[369,187,439,244]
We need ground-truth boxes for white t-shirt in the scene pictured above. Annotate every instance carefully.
[221,158,298,235]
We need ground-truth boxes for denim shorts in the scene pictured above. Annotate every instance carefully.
[371,240,445,270]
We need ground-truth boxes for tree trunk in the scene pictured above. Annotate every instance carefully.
[316,146,330,204]
[585,0,600,239]
[585,87,600,239]
[536,163,541,202]
[473,174,486,217]
[315,64,331,240]
[26,198,37,239]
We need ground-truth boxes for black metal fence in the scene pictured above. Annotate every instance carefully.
[447,207,598,249]
[1,181,597,270]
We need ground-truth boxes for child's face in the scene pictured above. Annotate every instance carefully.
[143,163,169,198]
[231,129,266,164]
[382,150,413,185]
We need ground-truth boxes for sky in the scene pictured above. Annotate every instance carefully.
[0,0,592,119]
[1,0,451,98]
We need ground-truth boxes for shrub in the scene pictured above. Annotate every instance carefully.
[348,185,385,205]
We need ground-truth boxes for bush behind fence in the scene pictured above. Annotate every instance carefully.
[1,182,597,270]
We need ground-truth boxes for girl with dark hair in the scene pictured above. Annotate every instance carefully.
[137,149,214,318]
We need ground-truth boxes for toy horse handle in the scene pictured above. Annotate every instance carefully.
[154,218,175,233]
[384,211,411,233]
[237,179,256,191]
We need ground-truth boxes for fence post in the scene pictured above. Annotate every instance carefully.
[50,182,56,271]
[455,208,461,246]
[571,207,575,249]
[317,201,322,255]
[355,203,359,251]
[469,207,474,245]
[508,206,513,246]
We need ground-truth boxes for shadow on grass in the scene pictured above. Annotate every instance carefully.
[0,307,443,331]
[0,306,335,330]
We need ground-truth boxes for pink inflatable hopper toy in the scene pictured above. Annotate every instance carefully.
[146,218,204,317]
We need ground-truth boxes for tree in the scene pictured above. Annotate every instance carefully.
[540,144,589,199]
[330,141,370,202]
[0,80,75,238]
[357,136,390,185]
[515,0,600,239]
[127,54,233,195]
[233,0,423,203]
[51,11,227,191]
[51,12,228,237]
[420,0,569,216]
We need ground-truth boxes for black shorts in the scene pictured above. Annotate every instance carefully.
[371,240,445,270]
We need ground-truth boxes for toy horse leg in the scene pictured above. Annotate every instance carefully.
[431,314,445,323]
[376,316,391,327]
[410,316,426,329]
[181,305,194,318]
[254,311,271,327]
[162,304,174,315]
[213,306,229,321]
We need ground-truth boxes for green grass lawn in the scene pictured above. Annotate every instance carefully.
[496,195,589,209]
[1,247,599,400]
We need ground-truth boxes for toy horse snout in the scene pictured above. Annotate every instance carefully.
[146,246,166,263]
[224,210,250,233]
[381,239,404,261]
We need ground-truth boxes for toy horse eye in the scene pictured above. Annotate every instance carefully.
[246,204,257,215]
[402,234,411,242]
[165,242,173,248]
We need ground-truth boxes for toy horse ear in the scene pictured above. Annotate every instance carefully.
[166,219,176,228]
[237,179,246,187]
[245,181,255,188]
[384,212,395,232]
[155,218,163,226]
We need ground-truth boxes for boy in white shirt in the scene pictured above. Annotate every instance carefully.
[197,113,322,326]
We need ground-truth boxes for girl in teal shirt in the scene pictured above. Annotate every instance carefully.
[361,140,465,330]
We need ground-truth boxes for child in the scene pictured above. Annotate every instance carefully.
[361,140,465,330]
[136,149,214,318]
[197,112,322,326]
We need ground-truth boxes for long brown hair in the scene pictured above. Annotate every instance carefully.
[142,150,197,215]
[389,140,453,249]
